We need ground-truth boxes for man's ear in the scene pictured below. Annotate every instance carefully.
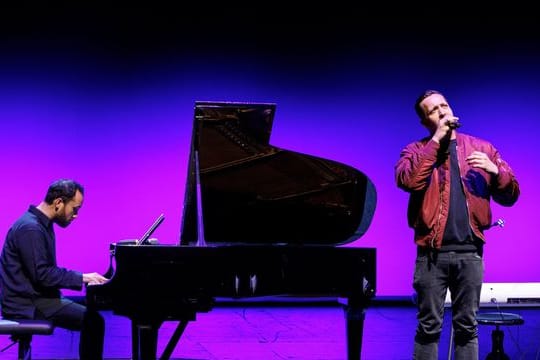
[53,198,64,212]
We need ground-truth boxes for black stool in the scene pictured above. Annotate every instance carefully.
[476,312,524,360]
[0,319,54,360]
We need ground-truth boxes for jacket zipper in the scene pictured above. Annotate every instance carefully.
[456,143,474,237]
[431,167,444,248]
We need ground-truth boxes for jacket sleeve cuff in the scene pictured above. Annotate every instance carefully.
[424,139,440,160]
[494,167,513,189]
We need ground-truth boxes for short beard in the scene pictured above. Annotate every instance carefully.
[54,216,70,228]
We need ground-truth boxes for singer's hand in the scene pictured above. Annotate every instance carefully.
[432,116,459,143]
[466,151,499,175]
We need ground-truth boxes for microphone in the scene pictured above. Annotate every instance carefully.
[445,117,461,129]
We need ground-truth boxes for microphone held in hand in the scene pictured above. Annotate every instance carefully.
[445,117,461,129]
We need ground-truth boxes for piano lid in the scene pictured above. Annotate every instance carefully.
[180,101,376,246]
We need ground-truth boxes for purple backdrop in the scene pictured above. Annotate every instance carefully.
[1,9,538,297]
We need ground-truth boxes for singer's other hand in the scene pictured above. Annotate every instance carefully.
[466,151,499,175]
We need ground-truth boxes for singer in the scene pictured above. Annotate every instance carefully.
[394,90,520,360]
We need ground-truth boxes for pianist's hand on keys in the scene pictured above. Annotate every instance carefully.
[83,272,109,286]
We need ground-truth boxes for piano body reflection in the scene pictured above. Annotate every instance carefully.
[86,102,377,360]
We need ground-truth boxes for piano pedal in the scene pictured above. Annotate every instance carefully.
[250,274,257,295]
[234,275,240,295]
[233,274,258,296]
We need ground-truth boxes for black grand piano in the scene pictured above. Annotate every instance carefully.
[86,101,377,360]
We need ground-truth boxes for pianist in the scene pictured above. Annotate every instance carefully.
[0,179,108,360]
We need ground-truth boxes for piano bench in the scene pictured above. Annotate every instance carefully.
[0,319,54,360]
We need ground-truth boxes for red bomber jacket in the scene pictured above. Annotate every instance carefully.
[395,132,520,249]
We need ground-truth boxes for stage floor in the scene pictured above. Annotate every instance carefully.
[2,304,539,359]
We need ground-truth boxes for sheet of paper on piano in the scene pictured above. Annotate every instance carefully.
[136,213,165,245]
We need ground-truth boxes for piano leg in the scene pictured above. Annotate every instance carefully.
[344,301,366,360]
[131,321,160,360]
[131,322,138,360]
[159,320,190,360]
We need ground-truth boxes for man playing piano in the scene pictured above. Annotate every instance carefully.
[0,179,108,360]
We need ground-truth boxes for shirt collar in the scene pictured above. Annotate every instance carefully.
[28,205,53,229]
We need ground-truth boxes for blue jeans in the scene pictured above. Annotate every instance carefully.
[413,250,484,360]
